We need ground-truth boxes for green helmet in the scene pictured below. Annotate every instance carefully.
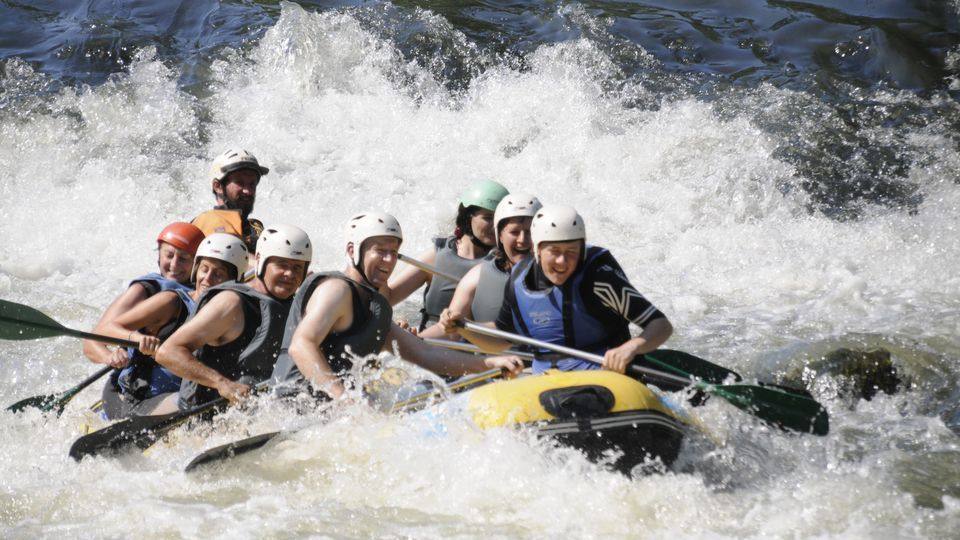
[458,179,510,212]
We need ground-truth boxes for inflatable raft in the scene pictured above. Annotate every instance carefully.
[445,369,688,474]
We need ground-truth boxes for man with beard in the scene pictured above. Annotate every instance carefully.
[192,148,268,255]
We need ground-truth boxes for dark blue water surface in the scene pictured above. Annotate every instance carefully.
[2,0,959,217]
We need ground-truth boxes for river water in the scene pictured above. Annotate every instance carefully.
[1,1,959,537]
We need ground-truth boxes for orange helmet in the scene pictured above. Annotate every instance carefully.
[157,222,205,255]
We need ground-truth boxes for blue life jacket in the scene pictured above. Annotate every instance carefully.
[116,274,195,400]
[128,272,194,297]
[508,246,628,373]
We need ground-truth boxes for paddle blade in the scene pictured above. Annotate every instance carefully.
[6,394,57,414]
[70,397,227,461]
[0,299,66,340]
[69,413,176,461]
[644,350,742,385]
[709,384,830,435]
[184,431,282,472]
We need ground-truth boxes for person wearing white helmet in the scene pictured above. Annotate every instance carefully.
[155,224,311,411]
[272,211,524,401]
[441,205,673,375]
[192,148,270,254]
[385,179,510,330]
[420,193,542,339]
[96,234,248,418]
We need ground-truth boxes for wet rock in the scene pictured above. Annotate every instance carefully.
[814,347,902,400]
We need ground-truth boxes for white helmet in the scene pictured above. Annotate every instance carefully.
[345,211,403,266]
[210,148,269,182]
[530,205,586,261]
[256,224,312,277]
[494,192,542,249]
[191,233,249,283]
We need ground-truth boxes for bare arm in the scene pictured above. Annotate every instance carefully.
[437,309,512,353]
[287,279,354,399]
[100,291,180,356]
[383,248,435,305]
[155,292,249,402]
[387,324,523,377]
[83,283,149,367]
[602,317,674,373]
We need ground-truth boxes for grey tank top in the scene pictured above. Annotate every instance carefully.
[420,236,489,329]
[470,258,510,322]
[272,272,393,388]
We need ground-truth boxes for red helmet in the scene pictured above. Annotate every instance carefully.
[157,222,205,255]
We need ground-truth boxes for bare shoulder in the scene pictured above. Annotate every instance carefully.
[460,264,482,286]
[201,289,244,313]
[304,278,353,311]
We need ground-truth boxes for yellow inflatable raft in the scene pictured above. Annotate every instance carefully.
[460,369,688,474]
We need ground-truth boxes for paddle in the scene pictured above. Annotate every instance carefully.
[183,343,515,473]
[396,256,761,392]
[458,320,829,435]
[0,299,140,415]
[0,299,138,346]
[398,253,460,282]
[69,380,270,461]
[69,395,228,461]
[7,366,113,415]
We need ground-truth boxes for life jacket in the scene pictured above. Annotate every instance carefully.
[127,272,193,298]
[420,236,489,329]
[192,208,264,252]
[471,258,510,322]
[508,246,629,373]
[106,273,194,396]
[272,272,393,389]
[115,289,196,401]
[178,281,291,408]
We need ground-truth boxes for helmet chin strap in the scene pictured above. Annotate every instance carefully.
[352,246,377,289]
[468,234,493,250]
[354,261,376,288]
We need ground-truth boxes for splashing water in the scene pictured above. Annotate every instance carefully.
[1,2,959,537]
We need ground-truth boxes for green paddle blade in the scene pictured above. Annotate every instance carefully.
[0,299,66,340]
[645,349,741,385]
[184,431,283,472]
[7,366,113,416]
[6,394,57,413]
[705,383,830,435]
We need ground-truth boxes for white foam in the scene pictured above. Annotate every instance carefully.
[1,3,958,536]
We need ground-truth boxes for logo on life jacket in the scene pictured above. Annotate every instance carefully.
[529,310,554,326]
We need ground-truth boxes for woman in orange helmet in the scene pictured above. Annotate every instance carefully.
[97,233,248,419]
[82,222,205,370]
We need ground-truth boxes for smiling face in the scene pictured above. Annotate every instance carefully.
[498,216,533,264]
[214,169,260,215]
[193,258,234,294]
[260,256,307,299]
[537,240,582,286]
[349,236,400,289]
[157,242,195,284]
